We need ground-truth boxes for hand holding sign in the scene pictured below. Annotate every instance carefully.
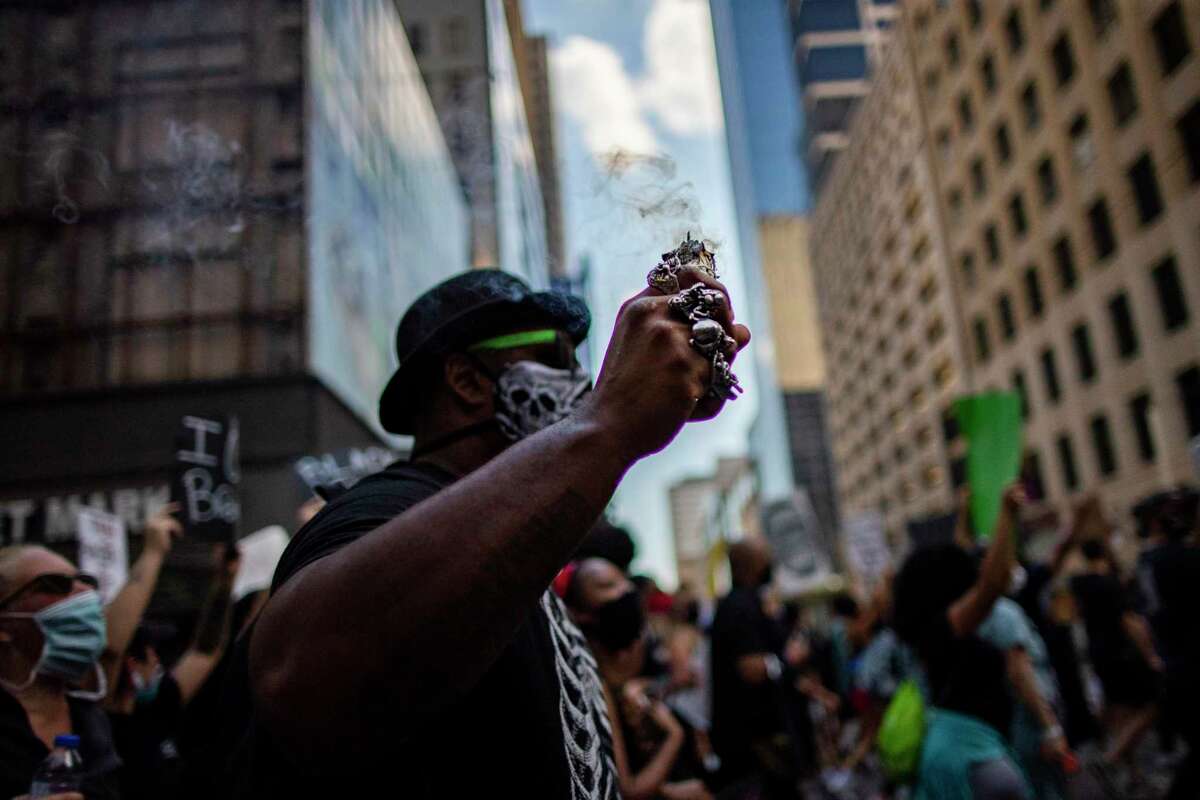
[144,502,183,556]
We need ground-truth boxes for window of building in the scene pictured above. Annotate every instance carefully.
[1013,369,1031,417]
[984,224,1001,265]
[1152,2,1191,76]
[1006,8,1025,54]
[1128,153,1164,225]
[1057,433,1080,491]
[980,54,997,95]
[1088,199,1117,260]
[1024,265,1045,318]
[1129,392,1156,462]
[946,32,961,67]
[968,0,983,29]
[1107,63,1138,126]
[1176,366,1200,437]
[1052,33,1076,86]
[971,157,987,196]
[926,316,946,344]
[406,22,426,56]
[958,93,975,131]
[1153,256,1190,331]
[1035,157,1059,206]
[925,68,941,96]
[960,251,976,289]
[443,16,468,55]
[1180,101,1200,183]
[936,127,951,158]
[1087,0,1118,37]
[948,187,964,221]
[998,293,1017,341]
[1069,114,1094,170]
[1009,193,1028,238]
[973,317,991,362]
[1090,414,1118,476]
[1020,82,1041,131]
[1107,292,1139,358]
[1041,347,1062,403]
[803,45,869,83]
[1072,322,1098,382]
[994,122,1013,163]
[1053,236,1078,291]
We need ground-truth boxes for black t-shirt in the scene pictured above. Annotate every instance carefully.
[110,674,184,800]
[1070,572,1133,663]
[1143,542,1200,669]
[0,687,121,800]
[234,460,618,799]
[709,586,786,762]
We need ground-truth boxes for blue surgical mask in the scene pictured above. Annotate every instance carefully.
[132,665,165,705]
[1,590,108,690]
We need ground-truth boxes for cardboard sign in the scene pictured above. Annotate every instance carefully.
[172,415,240,542]
[76,508,128,604]
[842,512,891,585]
[231,525,290,601]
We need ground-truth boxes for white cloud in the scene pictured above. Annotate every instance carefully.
[550,36,660,157]
[549,0,723,162]
[636,0,724,136]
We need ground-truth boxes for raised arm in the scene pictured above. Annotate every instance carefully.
[101,503,181,694]
[251,275,751,764]
[172,545,239,704]
[948,485,1023,638]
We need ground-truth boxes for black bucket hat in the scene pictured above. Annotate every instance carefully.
[379,269,590,434]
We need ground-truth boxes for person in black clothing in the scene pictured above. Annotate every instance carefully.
[237,268,750,798]
[108,545,238,800]
[1132,487,1200,800]
[709,536,803,799]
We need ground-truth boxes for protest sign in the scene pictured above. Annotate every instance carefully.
[293,446,398,496]
[954,391,1022,540]
[232,525,290,601]
[842,512,891,585]
[172,415,240,542]
[77,507,128,604]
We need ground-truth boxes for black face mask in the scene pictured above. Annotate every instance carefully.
[581,590,645,652]
[759,564,774,587]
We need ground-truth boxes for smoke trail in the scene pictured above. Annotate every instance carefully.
[36,131,112,224]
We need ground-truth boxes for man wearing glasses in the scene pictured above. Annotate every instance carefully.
[0,506,183,799]
[242,267,749,798]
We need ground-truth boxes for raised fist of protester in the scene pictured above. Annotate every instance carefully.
[585,267,751,461]
[143,501,183,556]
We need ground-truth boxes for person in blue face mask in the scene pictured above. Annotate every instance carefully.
[0,505,184,800]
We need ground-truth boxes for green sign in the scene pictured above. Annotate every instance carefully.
[954,391,1022,539]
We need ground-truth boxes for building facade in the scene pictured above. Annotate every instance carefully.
[393,0,550,285]
[813,0,1200,543]
[0,0,470,576]
[790,0,898,194]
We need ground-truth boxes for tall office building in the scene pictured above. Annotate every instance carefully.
[394,0,550,285]
[813,0,1200,541]
[790,0,897,194]
[711,0,840,562]
[0,0,470,553]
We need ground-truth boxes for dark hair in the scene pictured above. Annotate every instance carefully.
[574,519,637,573]
[892,544,978,650]
[1080,538,1106,561]
[831,594,860,618]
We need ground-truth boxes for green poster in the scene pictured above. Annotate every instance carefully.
[954,391,1022,539]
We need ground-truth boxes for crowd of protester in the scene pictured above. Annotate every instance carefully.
[1,267,1198,799]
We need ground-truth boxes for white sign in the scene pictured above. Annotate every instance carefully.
[232,525,291,601]
[77,508,129,604]
[842,512,892,585]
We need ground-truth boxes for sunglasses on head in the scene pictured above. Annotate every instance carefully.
[0,572,99,611]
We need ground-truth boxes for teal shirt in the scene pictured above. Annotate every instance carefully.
[915,708,1032,800]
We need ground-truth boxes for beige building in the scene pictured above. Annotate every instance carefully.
[813,0,1200,540]
[761,215,827,392]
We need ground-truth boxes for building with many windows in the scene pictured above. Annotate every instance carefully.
[0,0,470,565]
[813,0,1200,542]
[790,0,898,194]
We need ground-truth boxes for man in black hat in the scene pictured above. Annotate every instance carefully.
[242,268,749,798]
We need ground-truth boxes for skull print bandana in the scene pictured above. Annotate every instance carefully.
[492,360,592,441]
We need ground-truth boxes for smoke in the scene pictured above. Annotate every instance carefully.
[33,131,112,225]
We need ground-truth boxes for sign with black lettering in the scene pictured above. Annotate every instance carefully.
[172,415,240,542]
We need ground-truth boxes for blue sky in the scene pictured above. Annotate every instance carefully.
[525,0,760,584]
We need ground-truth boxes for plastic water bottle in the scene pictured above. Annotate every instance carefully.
[30,734,84,797]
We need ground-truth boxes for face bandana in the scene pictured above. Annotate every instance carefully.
[492,360,592,441]
[1,590,108,692]
[580,589,645,652]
